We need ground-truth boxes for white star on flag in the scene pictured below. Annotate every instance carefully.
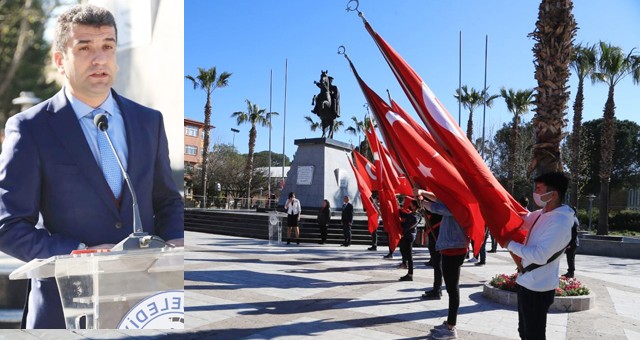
[417,161,433,179]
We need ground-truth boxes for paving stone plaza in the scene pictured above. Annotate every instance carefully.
[0,230,638,339]
[184,231,640,339]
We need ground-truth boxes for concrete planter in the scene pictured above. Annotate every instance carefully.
[482,282,595,312]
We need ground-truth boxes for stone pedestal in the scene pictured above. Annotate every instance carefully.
[278,138,363,212]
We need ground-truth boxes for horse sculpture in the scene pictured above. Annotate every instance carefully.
[311,70,340,138]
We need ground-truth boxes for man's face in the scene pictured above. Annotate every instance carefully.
[54,24,117,106]
[534,182,556,204]
[343,197,348,204]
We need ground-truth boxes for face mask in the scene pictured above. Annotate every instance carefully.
[533,191,553,207]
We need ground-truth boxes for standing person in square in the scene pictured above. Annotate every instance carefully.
[505,172,573,340]
[317,199,331,244]
[0,4,183,329]
[284,192,301,245]
[416,189,468,339]
[341,195,353,246]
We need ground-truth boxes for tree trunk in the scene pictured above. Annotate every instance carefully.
[529,0,576,177]
[597,85,616,235]
[569,78,584,208]
[201,93,212,207]
[466,109,474,141]
[246,125,257,206]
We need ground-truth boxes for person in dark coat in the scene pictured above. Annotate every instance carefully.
[317,199,331,244]
[340,196,354,246]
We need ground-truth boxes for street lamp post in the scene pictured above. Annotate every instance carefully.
[231,128,240,148]
[587,194,596,233]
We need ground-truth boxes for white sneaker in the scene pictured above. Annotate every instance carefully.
[467,257,478,263]
[432,327,457,339]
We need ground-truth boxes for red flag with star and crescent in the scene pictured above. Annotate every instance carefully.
[349,59,485,254]
[348,153,380,234]
[361,18,526,246]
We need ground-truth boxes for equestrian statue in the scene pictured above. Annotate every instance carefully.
[311,70,340,139]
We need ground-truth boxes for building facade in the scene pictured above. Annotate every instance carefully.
[184,118,213,200]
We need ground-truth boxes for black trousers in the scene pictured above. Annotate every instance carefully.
[400,233,415,274]
[371,228,378,246]
[342,223,351,245]
[427,233,442,290]
[517,284,555,340]
[442,253,466,326]
[319,223,328,243]
[566,246,577,273]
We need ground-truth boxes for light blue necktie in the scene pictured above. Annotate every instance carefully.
[92,109,123,200]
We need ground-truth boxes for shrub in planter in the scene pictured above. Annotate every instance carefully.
[489,273,590,296]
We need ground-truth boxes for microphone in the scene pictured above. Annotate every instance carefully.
[93,113,167,250]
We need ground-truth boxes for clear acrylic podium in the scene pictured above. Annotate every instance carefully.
[9,247,184,329]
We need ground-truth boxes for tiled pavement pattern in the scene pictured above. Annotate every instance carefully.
[0,230,639,339]
[183,231,640,340]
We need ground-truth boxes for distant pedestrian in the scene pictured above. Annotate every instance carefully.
[564,206,580,278]
[317,199,331,244]
[285,192,301,245]
[341,196,353,247]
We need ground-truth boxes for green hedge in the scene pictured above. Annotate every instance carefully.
[576,208,640,232]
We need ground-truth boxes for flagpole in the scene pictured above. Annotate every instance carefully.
[458,31,462,125]
[481,35,488,158]
[268,69,273,207]
[282,59,288,193]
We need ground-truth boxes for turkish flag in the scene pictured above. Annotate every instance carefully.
[364,123,403,252]
[353,150,378,191]
[349,60,484,255]
[363,20,526,246]
[364,123,413,196]
[347,154,380,234]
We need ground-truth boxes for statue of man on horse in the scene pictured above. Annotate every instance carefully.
[311,70,340,138]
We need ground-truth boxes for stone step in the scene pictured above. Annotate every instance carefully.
[0,309,22,329]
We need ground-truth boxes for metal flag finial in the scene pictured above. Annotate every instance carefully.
[346,0,366,22]
[337,45,352,63]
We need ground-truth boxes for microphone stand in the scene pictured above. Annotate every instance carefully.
[95,115,169,251]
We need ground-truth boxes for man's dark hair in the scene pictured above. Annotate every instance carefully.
[534,172,570,202]
[54,4,117,53]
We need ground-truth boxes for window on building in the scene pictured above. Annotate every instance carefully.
[185,145,198,155]
[185,125,199,137]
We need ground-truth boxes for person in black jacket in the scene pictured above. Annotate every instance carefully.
[341,196,354,246]
[317,199,331,244]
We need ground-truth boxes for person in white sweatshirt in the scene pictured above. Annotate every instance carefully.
[505,172,573,340]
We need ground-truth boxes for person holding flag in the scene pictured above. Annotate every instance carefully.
[398,199,421,282]
[416,189,469,339]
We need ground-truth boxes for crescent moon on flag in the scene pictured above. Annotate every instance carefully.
[421,83,462,139]
[365,163,377,181]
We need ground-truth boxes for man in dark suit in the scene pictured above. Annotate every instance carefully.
[0,4,183,329]
[341,195,354,246]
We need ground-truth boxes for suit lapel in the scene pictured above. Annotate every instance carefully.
[113,90,138,211]
[46,90,119,217]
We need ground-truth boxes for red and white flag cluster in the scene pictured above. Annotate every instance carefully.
[346,16,528,256]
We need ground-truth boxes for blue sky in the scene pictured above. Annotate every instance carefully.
[184,0,640,159]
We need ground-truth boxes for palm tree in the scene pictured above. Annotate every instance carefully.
[591,41,639,234]
[500,88,534,193]
[304,116,321,132]
[568,43,597,208]
[454,85,498,142]
[304,116,344,137]
[185,67,231,207]
[528,0,576,176]
[231,100,278,205]
[346,116,365,146]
